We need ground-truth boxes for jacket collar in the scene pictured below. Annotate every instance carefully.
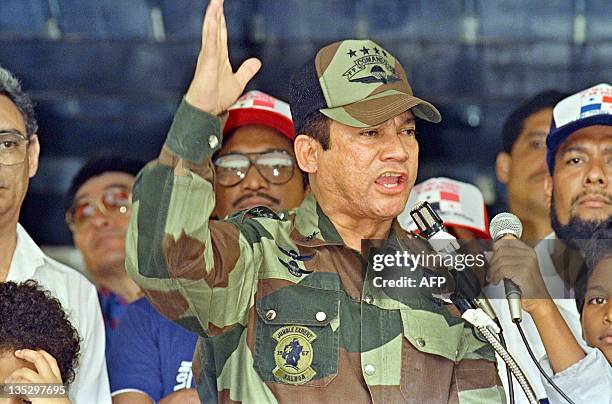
[292,193,410,249]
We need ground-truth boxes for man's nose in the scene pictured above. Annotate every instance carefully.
[240,165,269,192]
[89,207,112,229]
[583,159,608,188]
[380,131,412,162]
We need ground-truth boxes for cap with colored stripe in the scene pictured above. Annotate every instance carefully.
[224,90,295,142]
[546,83,612,172]
[398,177,489,239]
[289,39,441,130]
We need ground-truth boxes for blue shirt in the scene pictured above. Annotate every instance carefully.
[98,288,129,358]
[108,297,199,401]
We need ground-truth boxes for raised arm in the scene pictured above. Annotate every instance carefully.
[125,0,261,335]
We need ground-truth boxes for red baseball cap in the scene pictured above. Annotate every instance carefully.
[224,90,295,142]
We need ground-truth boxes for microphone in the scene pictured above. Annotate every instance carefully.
[489,212,524,322]
[410,201,498,320]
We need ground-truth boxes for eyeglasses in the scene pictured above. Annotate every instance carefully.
[66,186,132,230]
[0,130,30,166]
[213,150,295,187]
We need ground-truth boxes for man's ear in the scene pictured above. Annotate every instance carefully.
[544,174,553,210]
[27,134,40,178]
[294,134,320,174]
[495,152,511,184]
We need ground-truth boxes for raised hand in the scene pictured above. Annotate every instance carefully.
[185,0,262,115]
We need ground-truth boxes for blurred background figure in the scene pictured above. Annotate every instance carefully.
[399,176,489,240]
[495,90,567,244]
[64,156,145,353]
[64,156,199,404]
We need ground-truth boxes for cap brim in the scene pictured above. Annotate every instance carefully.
[319,92,441,128]
[546,114,612,172]
[224,108,295,141]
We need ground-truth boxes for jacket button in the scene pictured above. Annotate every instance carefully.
[364,364,376,376]
[416,337,426,348]
[363,295,373,304]
[265,309,277,321]
[315,311,327,322]
[208,135,219,148]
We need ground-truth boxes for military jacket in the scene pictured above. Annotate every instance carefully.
[126,100,506,403]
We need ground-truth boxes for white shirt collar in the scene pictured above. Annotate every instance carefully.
[7,223,47,282]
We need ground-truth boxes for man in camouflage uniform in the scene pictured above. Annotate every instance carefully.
[126,0,505,402]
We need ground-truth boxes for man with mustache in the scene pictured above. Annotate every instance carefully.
[212,90,306,219]
[487,83,612,402]
[126,1,505,402]
[496,90,567,244]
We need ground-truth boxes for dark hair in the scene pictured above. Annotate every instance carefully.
[501,90,568,153]
[65,156,145,213]
[575,224,612,314]
[297,111,331,150]
[0,280,80,385]
[0,66,38,138]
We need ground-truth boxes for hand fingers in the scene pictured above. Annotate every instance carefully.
[37,350,62,382]
[492,238,529,252]
[234,58,262,91]
[14,349,55,381]
[4,367,41,384]
[219,3,229,63]
[202,0,221,61]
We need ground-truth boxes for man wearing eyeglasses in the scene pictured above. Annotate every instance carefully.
[213,90,306,219]
[0,67,111,403]
[65,157,145,352]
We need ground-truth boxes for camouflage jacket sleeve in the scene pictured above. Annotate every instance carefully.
[125,99,259,335]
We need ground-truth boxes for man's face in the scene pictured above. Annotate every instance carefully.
[497,108,552,217]
[70,172,134,277]
[581,257,612,363]
[0,95,39,223]
[546,125,612,226]
[314,111,418,220]
[213,125,306,218]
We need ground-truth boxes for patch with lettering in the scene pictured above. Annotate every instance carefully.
[272,326,317,385]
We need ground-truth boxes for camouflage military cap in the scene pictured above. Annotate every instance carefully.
[290,39,441,129]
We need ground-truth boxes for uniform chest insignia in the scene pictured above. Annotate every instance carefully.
[272,326,317,385]
[277,245,314,277]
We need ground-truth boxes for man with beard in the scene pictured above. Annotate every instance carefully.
[496,90,567,244]
[487,83,612,402]
[125,0,505,402]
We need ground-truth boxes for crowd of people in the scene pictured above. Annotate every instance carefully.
[1,0,610,403]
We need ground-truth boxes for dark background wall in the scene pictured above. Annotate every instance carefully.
[1,0,610,245]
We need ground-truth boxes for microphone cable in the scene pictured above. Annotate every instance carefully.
[514,321,576,404]
[497,326,515,404]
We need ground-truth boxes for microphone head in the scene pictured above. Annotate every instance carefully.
[489,212,523,240]
[409,201,444,239]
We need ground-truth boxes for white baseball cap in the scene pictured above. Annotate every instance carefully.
[398,177,489,239]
